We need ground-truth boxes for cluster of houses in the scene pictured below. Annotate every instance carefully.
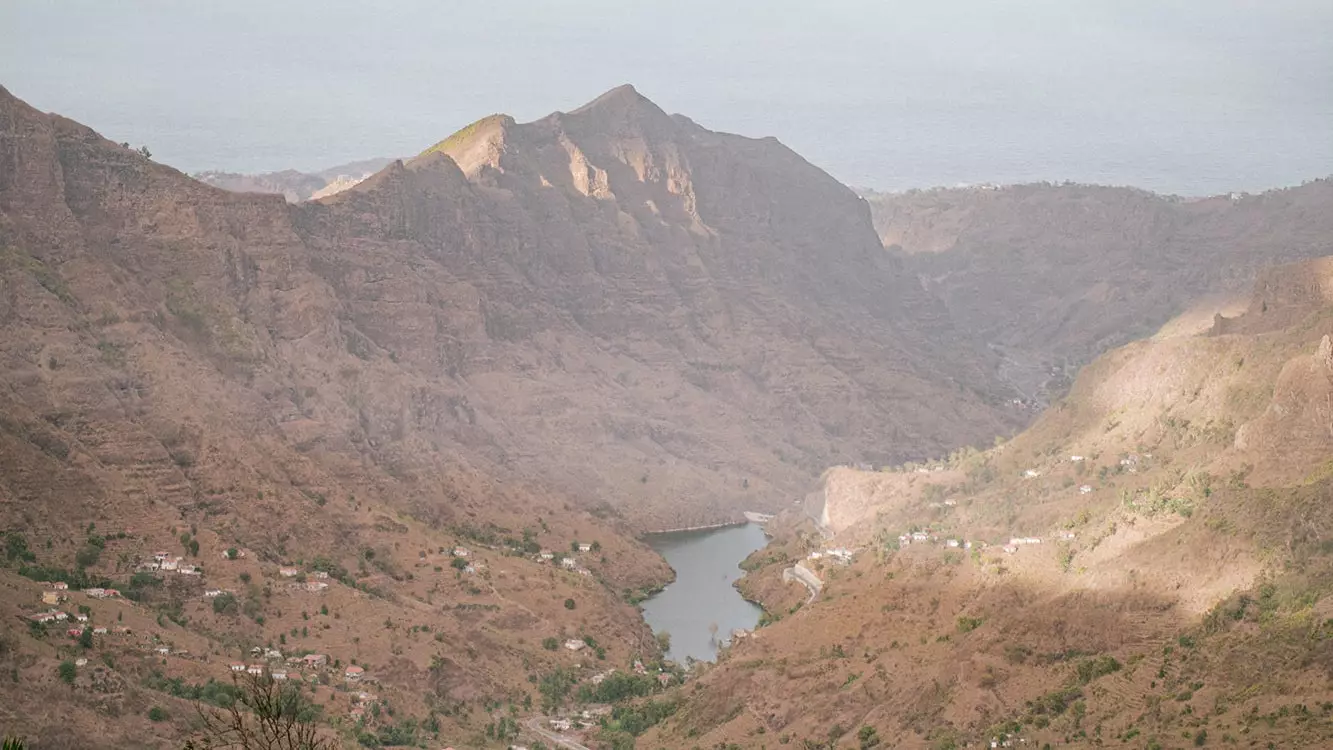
[898,531,974,550]
[538,549,592,577]
[137,551,200,576]
[1002,537,1043,554]
[549,706,613,733]
[806,547,855,564]
[226,650,350,684]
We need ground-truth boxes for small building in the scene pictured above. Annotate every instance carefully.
[279,567,299,578]
[945,539,960,548]
[578,543,592,552]
[564,639,586,651]
[303,654,328,667]
[154,551,170,561]
[75,657,88,667]
[204,589,224,598]
[264,648,283,660]
[230,662,246,672]
[1069,455,1085,462]
[560,557,577,569]
[41,591,60,605]
[344,665,365,681]
[539,551,555,561]
[452,547,469,558]
[1003,545,1018,554]
[52,582,69,591]
[1079,485,1093,495]
[52,611,68,621]
[549,718,572,732]
[310,571,329,580]
[160,559,179,571]
[157,647,171,655]
[271,670,288,681]
[75,613,89,623]
[247,664,265,676]
[657,673,672,686]
[1023,469,1041,478]
[93,627,108,635]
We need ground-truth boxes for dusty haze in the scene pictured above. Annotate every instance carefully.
[3,0,1331,193]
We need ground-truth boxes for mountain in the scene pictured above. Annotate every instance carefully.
[644,255,1333,749]
[0,83,1021,747]
[865,182,1333,400]
[290,84,1022,529]
[195,158,394,202]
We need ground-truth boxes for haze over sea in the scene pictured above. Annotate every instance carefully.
[4,0,1331,195]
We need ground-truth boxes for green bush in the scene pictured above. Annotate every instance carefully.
[147,706,169,722]
[57,660,76,684]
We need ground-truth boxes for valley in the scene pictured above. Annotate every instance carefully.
[1,78,1332,750]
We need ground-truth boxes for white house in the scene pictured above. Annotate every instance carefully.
[229,662,246,672]
[344,665,365,681]
[560,557,577,569]
[1069,455,1085,462]
[279,567,299,578]
[203,589,224,598]
[247,664,265,676]
[1079,485,1093,495]
[550,719,572,732]
[578,543,592,552]
[452,547,469,558]
[564,639,586,651]
[539,551,555,561]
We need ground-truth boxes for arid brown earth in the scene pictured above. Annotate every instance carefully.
[647,256,1333,749]
[867,182,1333,400]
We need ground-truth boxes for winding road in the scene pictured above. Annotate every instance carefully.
[524,716,593,750]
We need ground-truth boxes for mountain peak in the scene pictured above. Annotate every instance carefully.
[564,83,672,132]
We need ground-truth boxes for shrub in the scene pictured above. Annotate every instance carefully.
[147,706,169,722]
[564,598,576,610]
[57,660,76,684]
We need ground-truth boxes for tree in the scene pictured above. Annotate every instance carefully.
[858,725,881,749]
[213,593,239,615]
[450,557,467,570]
[57,660,76,684]
[79,627,93,649]
[226,548,239,560]
[563,598,576,610]
[187,673,333,750]
[148,706,169,722]
[137,145,152,159]
[590,541,601,553]
[655,630,671,653]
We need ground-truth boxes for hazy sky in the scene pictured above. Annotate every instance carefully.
[3,0,1331,194]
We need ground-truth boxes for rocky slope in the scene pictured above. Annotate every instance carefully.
[0,83,676,749]
[0,82,1025,748]
[289,84,1021,529]
[866,182,1333,400]
[645,255,1333,749]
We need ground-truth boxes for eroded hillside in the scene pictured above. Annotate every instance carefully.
[645,256,1333,749]
[866,182,1333,400]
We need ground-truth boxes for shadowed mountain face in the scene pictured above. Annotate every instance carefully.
[866,182,1333,397]
[0,83,1018,537]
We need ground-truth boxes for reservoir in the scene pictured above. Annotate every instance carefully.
[640,523,768,663]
